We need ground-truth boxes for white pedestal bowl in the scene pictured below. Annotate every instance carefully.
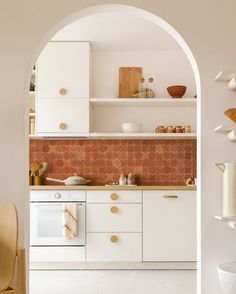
[218,262,236,294]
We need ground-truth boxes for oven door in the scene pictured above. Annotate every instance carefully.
[30,202,85,246]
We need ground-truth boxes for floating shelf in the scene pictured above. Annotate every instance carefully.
[215,71,236,91]
[215,215,236,229]
[29,112,36,117]
[90,98,196,107]
[89,132,197,139]
[214,125,236,141]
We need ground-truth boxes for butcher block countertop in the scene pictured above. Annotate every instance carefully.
[29,185,196,191]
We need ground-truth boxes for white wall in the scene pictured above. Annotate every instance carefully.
[0,1,236,294]
[92,50,196,97]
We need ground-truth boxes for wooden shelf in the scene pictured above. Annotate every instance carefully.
[90,98,197,107]
[89,132,197,139]
[215,215,236,229]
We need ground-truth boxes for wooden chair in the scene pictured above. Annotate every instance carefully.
[0,203,26,294]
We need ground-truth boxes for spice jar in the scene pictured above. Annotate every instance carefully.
[166,126,174,133]
[184,125,192,133]
[155,125,165,133]
[175,126,183,133]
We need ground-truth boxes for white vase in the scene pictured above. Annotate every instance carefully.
[215,163,236,217]
[218,262,236,294]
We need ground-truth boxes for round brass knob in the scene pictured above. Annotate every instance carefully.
[111,193,119,201]
[110,235,119,243]
[59,88,67,96]
[59,123,67,130]
[110,206,119,214]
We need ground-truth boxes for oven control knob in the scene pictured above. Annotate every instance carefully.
[54,192,61,199]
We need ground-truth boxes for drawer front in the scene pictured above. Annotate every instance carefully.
[86,233,142,262]
[86,190,142,203]
[87,204,142,232]
[30,246,85,262]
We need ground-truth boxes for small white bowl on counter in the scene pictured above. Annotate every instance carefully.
[121,122,142,133]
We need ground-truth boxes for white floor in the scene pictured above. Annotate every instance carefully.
[29,270,196,294]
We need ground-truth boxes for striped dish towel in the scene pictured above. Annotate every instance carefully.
[63,203,78,239]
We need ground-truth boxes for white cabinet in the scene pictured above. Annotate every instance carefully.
[37,98,89,136]
[87,233,142,262]
[37,42,91,98]
[86,190,142,262]
[143,190,196,261]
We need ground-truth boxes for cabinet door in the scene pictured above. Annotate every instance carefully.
[37,98,89,136]
[37,42,90,98]
[143,190,196,261]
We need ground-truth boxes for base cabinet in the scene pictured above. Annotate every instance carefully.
[143,190,196,261]
[86,233,142,262]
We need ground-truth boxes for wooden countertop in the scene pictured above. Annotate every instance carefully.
[29,185,196,191]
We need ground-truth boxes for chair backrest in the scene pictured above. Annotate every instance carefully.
[0,202,18,292]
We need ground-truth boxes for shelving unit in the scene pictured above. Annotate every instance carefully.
[90,132,196,139]
[29,68,36,136]
[215,215,236,229]
[90,98,197,107]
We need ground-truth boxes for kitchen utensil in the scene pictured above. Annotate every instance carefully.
[119,67,142,98]
[167,85,187,98]
[121,122,142,133]
[39,162,48,176]
[224,108,236,123]
[215,163,236,217]
[30,163,39,176]
[47,175,90,186]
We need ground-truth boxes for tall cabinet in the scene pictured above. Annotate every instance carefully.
[36,41,91,136]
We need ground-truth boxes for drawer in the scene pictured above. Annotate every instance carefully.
[86,190,142,203]
[30,246,85,262]
[86,233,142,262]
[87,204,142,232]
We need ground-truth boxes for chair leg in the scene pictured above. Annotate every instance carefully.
[16,248,26,294]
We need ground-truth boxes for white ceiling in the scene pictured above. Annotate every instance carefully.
[52,12,180,51]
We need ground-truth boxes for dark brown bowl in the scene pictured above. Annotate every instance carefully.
[167,85,187,98]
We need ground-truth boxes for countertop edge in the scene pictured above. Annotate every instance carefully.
[29,185,196,191]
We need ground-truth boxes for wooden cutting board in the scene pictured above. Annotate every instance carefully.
[119,67,142,98]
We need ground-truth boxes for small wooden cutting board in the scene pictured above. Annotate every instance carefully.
[119,67,142,98]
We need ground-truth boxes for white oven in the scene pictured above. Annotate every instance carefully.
[30,190,86,246]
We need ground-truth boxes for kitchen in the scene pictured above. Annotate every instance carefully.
[28,10,197,294]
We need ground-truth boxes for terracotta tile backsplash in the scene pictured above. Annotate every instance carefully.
[29,139,196,185]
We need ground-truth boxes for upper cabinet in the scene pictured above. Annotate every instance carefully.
[37,42,91,98]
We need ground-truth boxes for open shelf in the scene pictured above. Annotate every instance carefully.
[215,215,236,229]
[90,98,197,107]
[89,132,196,139]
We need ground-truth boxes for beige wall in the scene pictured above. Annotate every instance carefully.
[0,1,236,293]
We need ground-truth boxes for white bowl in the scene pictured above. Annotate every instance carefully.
[218,262,236,294]
[121,122,142,133]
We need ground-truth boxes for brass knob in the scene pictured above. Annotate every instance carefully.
[110,206,119,214]
[110,235,119,243]
[59,123,67,130]
[59,88,67,96]
[111,193,119,201]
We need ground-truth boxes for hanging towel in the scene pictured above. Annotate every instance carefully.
[63,203,78,239]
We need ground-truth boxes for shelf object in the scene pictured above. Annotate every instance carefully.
[215,215,236,229]
[215,71,236,91]
[214,125,236,141]
[90,98,196,107]
[89,132,196,139]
